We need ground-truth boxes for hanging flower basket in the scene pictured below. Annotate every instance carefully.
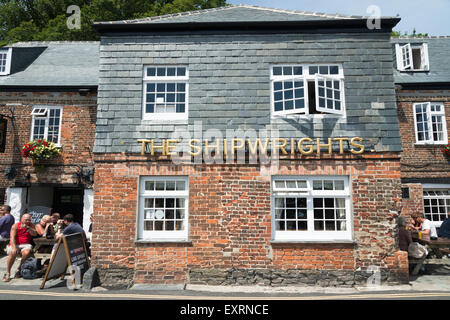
[442,142,450,158]
[21,139,61,169]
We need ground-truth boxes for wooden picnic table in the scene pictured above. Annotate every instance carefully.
[33,237,57,261]
[409,232,450,275]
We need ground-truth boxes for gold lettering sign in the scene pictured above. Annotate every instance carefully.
[138,137,365,156]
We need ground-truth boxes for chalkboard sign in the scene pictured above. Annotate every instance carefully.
[27,206,51,225]
[40,232,90,290]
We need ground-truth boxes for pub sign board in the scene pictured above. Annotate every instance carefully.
[40,232,90,290]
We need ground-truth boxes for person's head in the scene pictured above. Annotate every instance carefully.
[413,213,425,224]
[63,214,74,225]
[51,213,60,224]
[397,216,407,228]
[20,214,32,226]
[40,215,52,225]
[0,205,11,216]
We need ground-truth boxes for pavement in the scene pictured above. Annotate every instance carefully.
[0,253,449,299]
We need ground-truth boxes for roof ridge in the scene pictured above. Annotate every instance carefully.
[233,4,358,19]
[121,5,236,24]
[7,41,99,47]
[95,4,368,25]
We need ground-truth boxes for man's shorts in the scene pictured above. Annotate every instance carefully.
[6,244,33,256]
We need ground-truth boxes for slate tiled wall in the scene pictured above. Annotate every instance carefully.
[95,31,401,154]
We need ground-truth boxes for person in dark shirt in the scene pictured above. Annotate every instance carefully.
[398,216,412,252]
[0,205,15,239]
[55,214,86,240]
[438,218,450,238]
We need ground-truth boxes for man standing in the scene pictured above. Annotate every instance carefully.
[3,213,37,282]
[0,205,15,240]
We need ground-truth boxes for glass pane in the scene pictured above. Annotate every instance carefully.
[176,180,186,190]
[166,181,176,191]
[144,221,153,231]
[145,181,155,191]
[165,221,174,231]
[177,67,186,76]
[335,180,344,190]
[313,180,322,190]
[155,199,164,208]
[155,221,163,230]
[176,198,185,208]
[165,210,174,219]
[273,67,282,76]
[176,221,184,230]
[324,181,333,190]
[147,68,156,77]
[155,181,165,190]
[293,66,302,75]
[167,68,176,76]
[176,209,185,219]
[144,198,154,208]
[165,198,175,208]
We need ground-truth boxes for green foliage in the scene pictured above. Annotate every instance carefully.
[21,139,61,160]
[391,28,429,37]
[0,0,228,45]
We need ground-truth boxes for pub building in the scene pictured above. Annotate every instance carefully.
[392,37,450,232]
[90,5,410,287]
[0,41,98,231]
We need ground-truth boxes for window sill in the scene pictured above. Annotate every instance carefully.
[414,142,447,146]
[271,114,345,121]
[141,119,188,125]
[270,240,356,244]
[398,69,429,73]
[135,239,192,244]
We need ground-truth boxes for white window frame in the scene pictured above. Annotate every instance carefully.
[142,66,189,122]
[30,106,63,146]
[413,102,447,144]
[422,184,450,228]
[270,64,346,118]
[395,43,429,71]
[0,48,12,76]
[138,176,189,241]
[271,176,352,242]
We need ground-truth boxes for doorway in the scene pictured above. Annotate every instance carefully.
[52,187,84,225]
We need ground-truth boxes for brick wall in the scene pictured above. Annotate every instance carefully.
[396,88,450,222]
[0,91,97,193]
[396,89,450,179]
[92,153,407,287]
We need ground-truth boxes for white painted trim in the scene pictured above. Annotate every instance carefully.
[137,176,189,241]
[270,64,345,118]
[0,48,12,76]
[142,66,189,121]
[30,105,63,146]
[271,175,352,241]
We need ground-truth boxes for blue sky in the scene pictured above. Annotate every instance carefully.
[227,0,450,36]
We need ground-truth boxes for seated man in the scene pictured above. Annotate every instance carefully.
[0,205,15,240]
[414,213,438,240]
[56,214,86,239]
[3,214,37,282]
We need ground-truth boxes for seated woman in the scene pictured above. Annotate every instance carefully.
[35,215,55,238]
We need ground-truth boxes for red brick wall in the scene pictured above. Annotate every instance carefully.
[92,153,407,286]
[396,89,450,179]
[0,91,97,191]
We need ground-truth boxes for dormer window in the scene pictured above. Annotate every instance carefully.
[395,43,429,71]
[0,48,12,76]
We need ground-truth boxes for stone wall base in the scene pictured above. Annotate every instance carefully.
[189,268,409,287]
[97,267,134,289]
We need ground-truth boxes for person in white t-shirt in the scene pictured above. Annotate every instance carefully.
[414,213,438,239]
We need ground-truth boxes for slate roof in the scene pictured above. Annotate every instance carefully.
[93,4,399,29]
[0,41,99,88]
[391,37,450,84]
